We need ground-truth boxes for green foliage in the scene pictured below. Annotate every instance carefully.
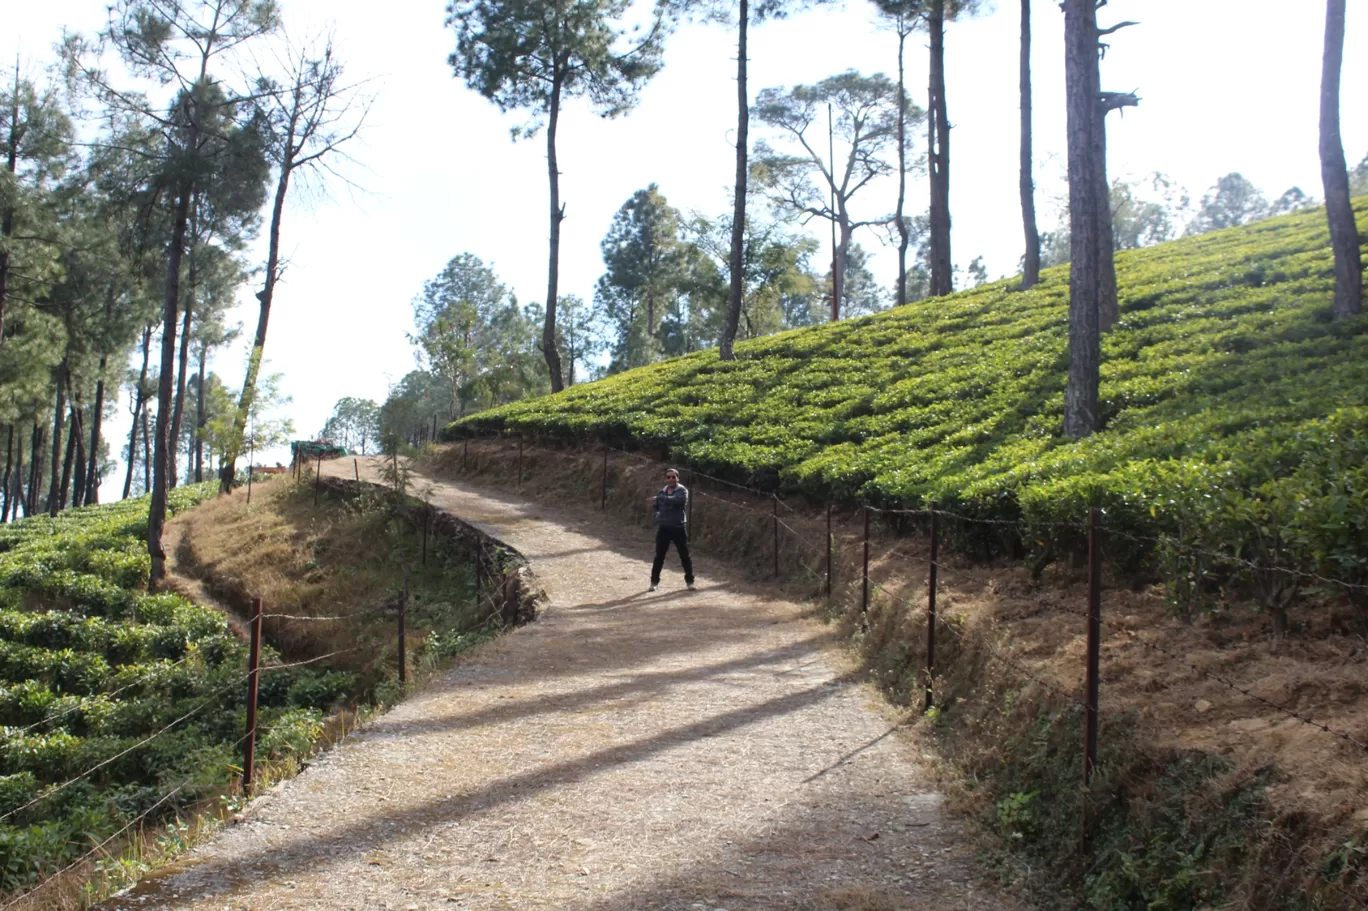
[0,486,352,893]
[453,201,1368,621]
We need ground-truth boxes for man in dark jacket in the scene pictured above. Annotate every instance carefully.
[648,468,695,592]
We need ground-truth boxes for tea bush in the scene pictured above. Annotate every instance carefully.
[0,487,356,894]
[452,200,1368,621]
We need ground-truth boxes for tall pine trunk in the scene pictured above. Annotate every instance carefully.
[141,407,151,495]
[169,254,195,489]
[1019,0,1040,290]
[72,403,87,508]
[1093,107,1118,331]
[1321,0,1362,319]
[0,82,18,348]
[27,423,42,516]
[222,162,291,492]
[834,214,852,319]
[194,342,207,482]
[894,22,909,308]
[543,69,566,391]
[86,354,106,505]
[47,362,67,517]
[123,329,151,500]
[719,0,749,361]
[927,0,952,298]
[10,429,24,520]
[66,377,85,508]
[148,185,191,588]
[58,406,76,511]
[1063,0,1102,439]
[1,426,13,522]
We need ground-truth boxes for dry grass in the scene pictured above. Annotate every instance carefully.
[167,472,483,687]
[426,437,1368,907]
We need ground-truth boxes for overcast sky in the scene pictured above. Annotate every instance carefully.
[12,1,1368,496]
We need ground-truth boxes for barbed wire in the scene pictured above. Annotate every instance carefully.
[260,647,367,672]
[1106,526,1367,594]
[0,674,247,826]
[0,730,254,911]
[3,657,191,738]
[1107,621,1367,753]
[600,443,801,513]
[260,602,395,622]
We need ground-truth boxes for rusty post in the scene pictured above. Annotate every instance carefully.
[463,436,469,471]
[772,496,780,578]
[601,440,608,510]
[432,414,438,442]
[246,439,255,505]
[861,507,870,613]
[517,436,523,488]
[1084,507,1102,785]
[354,458,359,481]
[243,597,263,791]
[422,507,429,565]
[398,578,408,686]
[313,451,322,506]
[926,508,940,712]
[825,504,833,600]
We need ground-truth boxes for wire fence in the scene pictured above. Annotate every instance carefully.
[450,431,1368,904]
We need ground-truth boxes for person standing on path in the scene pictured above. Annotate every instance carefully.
[648,468,695,592]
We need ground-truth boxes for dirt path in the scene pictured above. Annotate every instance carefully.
[105,459,1019,911]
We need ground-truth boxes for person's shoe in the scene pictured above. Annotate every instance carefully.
[686,582,697,591]
[649,583,659,592]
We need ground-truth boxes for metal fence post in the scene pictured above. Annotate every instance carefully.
[463,436,469,471]
[353,458,359,481]
[422,506,429,565]
[601,441,608,510]
[517,436,523,489]
[313,451,322,506]
[861,507,870,613]
[926,508,939,712]
[243,598,263,791]
[398,580,408,686]
[825,504,833,600]
[772,497,780,578]
[1084,507,1103,786]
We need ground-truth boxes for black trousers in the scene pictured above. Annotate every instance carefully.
[651,525,694,585]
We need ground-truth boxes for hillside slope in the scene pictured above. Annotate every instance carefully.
[453,201,1368,606]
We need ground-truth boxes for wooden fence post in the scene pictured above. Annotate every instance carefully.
[1084,507,1103,785]
[861,507,870,614]
[825,504,833,600]
[517,436,523,489]
[354,458,359,481]
[926,508,939,712]
[398,579,408,686]
[772,497,780,578]
[601,441,608,510]
[243,598,263,791]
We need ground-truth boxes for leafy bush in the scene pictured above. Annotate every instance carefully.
[453,200,1368,621]
[0,485,356,894]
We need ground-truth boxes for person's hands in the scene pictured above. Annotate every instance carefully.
[647,496,657,504]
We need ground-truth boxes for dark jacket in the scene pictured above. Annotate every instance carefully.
[653,484,689,527]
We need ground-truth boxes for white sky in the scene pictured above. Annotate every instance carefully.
[11,1,1368,497]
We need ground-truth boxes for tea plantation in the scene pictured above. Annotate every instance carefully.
[0,486,353,893]
[451,200,1368,615]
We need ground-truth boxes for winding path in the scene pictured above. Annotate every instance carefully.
[104,459,1018,911]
